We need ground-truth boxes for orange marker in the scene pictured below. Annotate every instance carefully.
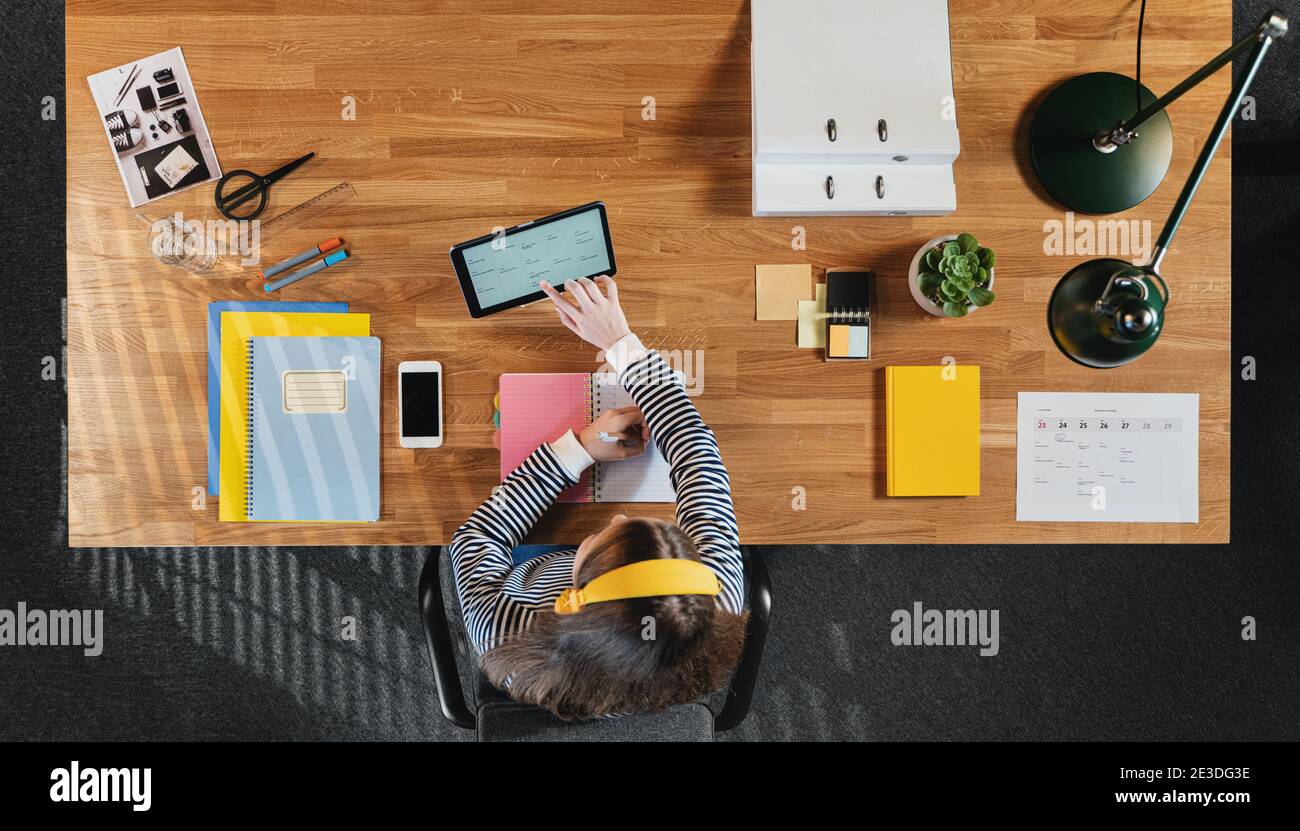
[258,237,343,280]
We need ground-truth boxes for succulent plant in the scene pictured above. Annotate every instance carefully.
[917,233,996,317]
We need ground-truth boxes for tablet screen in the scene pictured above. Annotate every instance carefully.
[461,206,611,305]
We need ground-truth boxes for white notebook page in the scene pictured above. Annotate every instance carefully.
[591,372,677,503]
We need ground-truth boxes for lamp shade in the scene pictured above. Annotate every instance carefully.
[1047,260,1169,368]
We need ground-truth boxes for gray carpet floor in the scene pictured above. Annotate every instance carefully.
[1,0,1296,741]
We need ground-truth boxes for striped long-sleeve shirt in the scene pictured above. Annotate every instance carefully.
[450,336,745,656]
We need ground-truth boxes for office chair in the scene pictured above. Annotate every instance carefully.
[418,547,771,741]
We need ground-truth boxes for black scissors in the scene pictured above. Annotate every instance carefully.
[214,151,315,220]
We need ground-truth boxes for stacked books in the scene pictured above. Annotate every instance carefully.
[207,302,381,522]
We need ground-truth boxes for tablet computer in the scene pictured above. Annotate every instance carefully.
[449,201,617,318]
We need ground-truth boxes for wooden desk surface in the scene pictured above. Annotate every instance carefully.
[67,0,1231,547]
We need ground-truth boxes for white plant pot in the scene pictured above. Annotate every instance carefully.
[908,234,995,317]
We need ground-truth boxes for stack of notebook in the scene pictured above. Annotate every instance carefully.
[208,302,381,523]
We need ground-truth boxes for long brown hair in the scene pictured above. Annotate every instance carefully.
[480,518,747,720]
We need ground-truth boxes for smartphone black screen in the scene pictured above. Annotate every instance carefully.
[401,372,441,437]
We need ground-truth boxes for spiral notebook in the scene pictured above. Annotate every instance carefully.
[498,373,676,503]
[242,336,381,522]
[206,300,348,495]
[825,268,874,360]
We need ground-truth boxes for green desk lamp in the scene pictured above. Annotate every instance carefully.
[1031,10,1288,368]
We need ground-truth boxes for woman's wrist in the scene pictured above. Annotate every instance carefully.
[604,332,647,374]
[548,429,595,479]
[601,326,633,351]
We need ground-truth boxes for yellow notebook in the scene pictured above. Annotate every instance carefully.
[218,311,371,521]
[886,365,980,496]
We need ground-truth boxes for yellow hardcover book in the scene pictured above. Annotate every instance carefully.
[886,365,980,496]
[218,312,370,521]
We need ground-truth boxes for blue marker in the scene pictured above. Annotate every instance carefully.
[260,237,343,280]
[265,249,349,292]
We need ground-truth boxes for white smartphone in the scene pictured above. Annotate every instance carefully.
[399,361,443,448]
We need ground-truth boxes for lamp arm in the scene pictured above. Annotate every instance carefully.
[1096,12,1287,149]
[1148,14,1286,273]
[1123,29,1259,135]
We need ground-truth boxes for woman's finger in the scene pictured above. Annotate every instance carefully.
[617,440,647,459]
[605,407,645,432]
[607,405,643,421]
[597,275,618,304]
[577,276,604,305]
[566,278,595,309]
[540,280,576,310]
[555,304,582,336]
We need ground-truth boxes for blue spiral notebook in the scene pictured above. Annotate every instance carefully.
[246,336,381,522]
[206,300,347,494]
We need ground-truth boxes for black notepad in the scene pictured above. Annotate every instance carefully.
[825,269,873,360]
[132,135,212,200]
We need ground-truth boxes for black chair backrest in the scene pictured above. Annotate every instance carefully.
[418,547,770,737]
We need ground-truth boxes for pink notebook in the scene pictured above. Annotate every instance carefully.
[498,373,675,503]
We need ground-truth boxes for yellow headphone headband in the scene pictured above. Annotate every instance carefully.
[554,559,721,615]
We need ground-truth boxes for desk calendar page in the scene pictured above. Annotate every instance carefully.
[1016,392,1199,523]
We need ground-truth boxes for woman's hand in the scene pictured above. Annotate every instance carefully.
[540,275,631,351]
[580,406,651,462]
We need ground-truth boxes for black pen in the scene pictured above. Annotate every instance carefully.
[113,64,139,107]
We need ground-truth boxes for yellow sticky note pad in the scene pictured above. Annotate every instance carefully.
[756,264,813,320]
[796,284,827,349]
[797,302,826,348]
